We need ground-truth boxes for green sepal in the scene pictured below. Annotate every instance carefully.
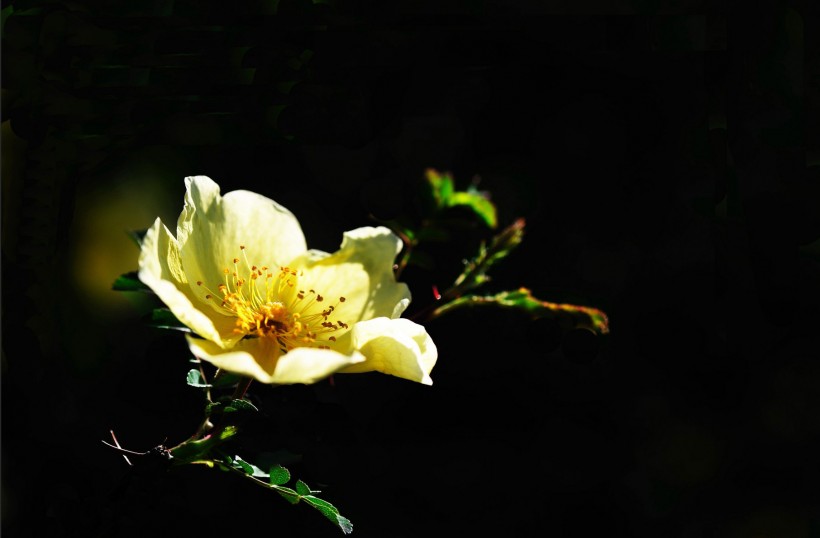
[147,308,191,332]
[449,188,498,228]
[432,287,610,335]
[226,454,268,478]
[186,369,212,388]
[268,464,291,486]
[214,455,353,534]
[112,271,151,292]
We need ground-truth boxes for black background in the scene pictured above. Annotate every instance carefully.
[3,1,820,537]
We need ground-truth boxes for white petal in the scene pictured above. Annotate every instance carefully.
[338,317,437,385]
[290,226,411,325]
[187,336,365,385]
[175,176,307,307]
[138,218,238,347]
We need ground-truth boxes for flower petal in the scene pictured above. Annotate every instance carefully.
[139,218,239,347]
[291,226,411,325]
[187,336,365,385]
[175,176,307,303]
[338,317,438,385]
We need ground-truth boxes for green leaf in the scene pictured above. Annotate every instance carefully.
[303,495,354,535]
[449,188,497,228]
[112,271,150,292]
[268,464,291,486]
[295,479,312,496]
[147,308,191,332]
[275,486,301,504]
[231,455,254,475]
[425,169,498,228]
[426,168,455,208]
[223,399,258,413]
[187,369,212,388]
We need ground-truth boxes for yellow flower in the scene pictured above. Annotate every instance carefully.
[139,176,437,385]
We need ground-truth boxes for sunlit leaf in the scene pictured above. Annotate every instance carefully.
[295,479,312,496]
[224,399,258,413]
[232,455,254,475]
[426,168,455,208]
[425,168,498,228]
[186,369,212,388]
[269,464,291,486]
[303,495,354,535]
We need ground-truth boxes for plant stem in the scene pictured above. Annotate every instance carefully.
[232,376,253,400]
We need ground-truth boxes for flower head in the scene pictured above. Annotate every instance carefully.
[139,176,437,385]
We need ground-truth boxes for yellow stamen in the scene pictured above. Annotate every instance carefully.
[196,246,350,353]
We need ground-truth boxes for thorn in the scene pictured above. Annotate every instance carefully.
[109,430,132,466]
[432,285,442,301]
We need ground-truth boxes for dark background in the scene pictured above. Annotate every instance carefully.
[3,1,819,537]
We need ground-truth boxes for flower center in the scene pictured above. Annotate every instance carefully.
[196,246,349,352]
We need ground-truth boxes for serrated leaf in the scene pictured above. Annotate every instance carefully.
[169,425,239,463]
[275,486,301,504]
[187,369,212,388]
[295,479,312,496]
[303,495,353,534]
[148,308,192,332]
[432,287,610,335]
[231,455,254,475]
[112,271,150,292]
[224,399,258,413]
[268,464,291,486]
